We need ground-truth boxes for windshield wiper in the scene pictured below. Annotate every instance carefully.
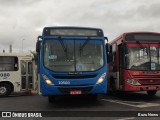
[136,40,149,57]
[136,41,145,49]
[58,36,68,59]
[79,37,90,55]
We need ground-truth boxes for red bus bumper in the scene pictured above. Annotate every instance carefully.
[124,83,160,91]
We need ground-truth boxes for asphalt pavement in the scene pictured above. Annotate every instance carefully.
[0,91,160,120]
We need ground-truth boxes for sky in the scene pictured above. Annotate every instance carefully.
[0,0,160,53]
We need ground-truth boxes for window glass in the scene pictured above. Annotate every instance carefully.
[126,45,160,70]
[0,57,18,71]
[44,39,104,72]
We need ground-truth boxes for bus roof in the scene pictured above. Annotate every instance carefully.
[42,26,104,37]
[43,26,102,30]
[109,32,160,44]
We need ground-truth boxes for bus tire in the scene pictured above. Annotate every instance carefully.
[109,77,116,92]
[48,96,55,103]
[0,83,12,97]
[147,90,157,96]
[89,94,98,101]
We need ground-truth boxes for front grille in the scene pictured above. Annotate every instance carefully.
[132,75,160,85]
[138,79,160,85]
[132,75,160,78]
[58,86,93,94]
[53,74,97,79]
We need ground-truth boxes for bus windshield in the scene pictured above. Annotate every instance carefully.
[44,39,104,72]
[126,45,160,70]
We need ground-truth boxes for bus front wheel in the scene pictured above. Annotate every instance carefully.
[0,83,11,97]
[48,96,55,103]
[147,90,157,96]
[89,94,98,101]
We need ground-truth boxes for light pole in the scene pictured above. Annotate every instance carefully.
[22,39,25,52]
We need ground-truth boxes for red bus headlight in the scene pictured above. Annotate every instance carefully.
[127,79,141,86]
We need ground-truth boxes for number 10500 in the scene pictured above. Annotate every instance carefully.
[58,81,70,85]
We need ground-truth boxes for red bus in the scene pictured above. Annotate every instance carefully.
[108,32,160,95]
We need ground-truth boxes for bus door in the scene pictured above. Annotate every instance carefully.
[119,44,125,90]
[21,61,33,90]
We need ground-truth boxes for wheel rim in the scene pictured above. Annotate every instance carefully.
[147,90,157,95]
[0,87,7,94]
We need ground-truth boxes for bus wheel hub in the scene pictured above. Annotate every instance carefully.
[0,87,7,94]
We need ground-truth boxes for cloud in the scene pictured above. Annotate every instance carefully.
[0,0,160,52]
[0,0,39,6]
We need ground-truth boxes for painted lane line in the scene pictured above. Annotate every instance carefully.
[116,117,135,120]
[101,99,160,108]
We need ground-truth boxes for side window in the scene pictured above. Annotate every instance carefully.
[119,44,125,68]
[0,56,18,71]
[113,52,117,72]
[21,61,26,74]
[28,62,33,74]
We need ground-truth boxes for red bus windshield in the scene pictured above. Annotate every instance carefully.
[125,44,160,70]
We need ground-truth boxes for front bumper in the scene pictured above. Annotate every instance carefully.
[124,82,160,91]
[41,82,107,96]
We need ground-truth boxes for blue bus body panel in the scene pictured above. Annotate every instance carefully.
[38,26,108,96]
[41,81,107,96]
[40,66,107,96]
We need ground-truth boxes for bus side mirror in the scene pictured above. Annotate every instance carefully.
[106,43,110,63]
[106,43,110,53]
[36,41,42,53]
[110,45,112,53]
[104,37,108,42]
[104,36,110,52]
[36,36,42,53]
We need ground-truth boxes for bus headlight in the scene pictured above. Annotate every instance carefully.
[45,79,53,85]
[96,72,106,84]
[127,79,141,86]
[42,74,54,85]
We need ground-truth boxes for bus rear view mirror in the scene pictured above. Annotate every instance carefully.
[106,43,110,53]
[36,36,42,53]
[104,37,108,42]
[36,41,41,52]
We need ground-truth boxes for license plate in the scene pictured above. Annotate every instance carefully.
[148,86,157,90]
[70,90,82,95]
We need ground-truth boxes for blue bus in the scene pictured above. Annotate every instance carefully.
[36,26,108,102]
